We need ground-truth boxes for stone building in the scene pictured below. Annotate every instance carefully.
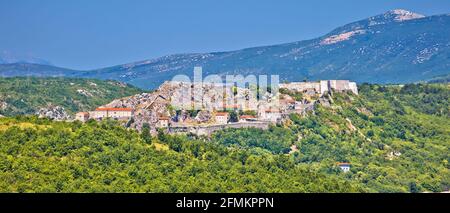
[75,112,90,122]
[215,112,229,124]
[337,162,351,173]
[157,116,170,128]
[263,109,281,122]
[239,115,257,122]
[90,107,133,120]
[280,80,358,95]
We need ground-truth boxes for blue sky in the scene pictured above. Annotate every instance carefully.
[0,0,449,70]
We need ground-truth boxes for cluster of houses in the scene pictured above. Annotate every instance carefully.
[75,107,259,127]
[75,80,358,130]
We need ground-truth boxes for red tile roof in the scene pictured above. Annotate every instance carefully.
[282,98,295,104]
[158,116,170,120]
[95,107,133,112]
[240,115,256,119]
[223,104,242,109]
[215,112,229,116]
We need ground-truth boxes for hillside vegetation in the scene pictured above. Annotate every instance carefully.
[0,77,144,116]
[0,83,448,192]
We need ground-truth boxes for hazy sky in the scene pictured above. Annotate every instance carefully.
[1,0,449,70]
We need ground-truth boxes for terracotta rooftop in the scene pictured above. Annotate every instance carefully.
[281,98,296,104]
[336,162,351,166]
[95,107,133,112]
[240,115,256,119]
[158,116,170,120]
[215,112,229,116]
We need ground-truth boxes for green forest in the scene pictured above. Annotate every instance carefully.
[0,77,143,116]
[0,83,448,192]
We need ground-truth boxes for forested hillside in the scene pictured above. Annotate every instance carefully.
[0,83,448,192]
[0,77,144,116]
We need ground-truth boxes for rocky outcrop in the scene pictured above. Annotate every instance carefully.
[195,110,212,123]
[36,105,70,121]
[76,89,93,97]
[0,100,7,110]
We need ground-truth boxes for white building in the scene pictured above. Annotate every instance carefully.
[75,112,90,122]
[337,163,351,173]
[264,109,281,122]
[157,116,170,128]
[215,112,229,124]
[280,80,358,95]
[90,108,133,120]
[320,80,358,95]
[239,115,257,122]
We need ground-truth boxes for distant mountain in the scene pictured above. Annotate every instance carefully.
[425,73,450,83]
[76,9,449,89]
[1,9,449,89]
[0,63,82,77]
[0,51,52,65]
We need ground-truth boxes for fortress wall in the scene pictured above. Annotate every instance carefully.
[280,82,320,92]
[349,82,358,95]
[319,80,358,95]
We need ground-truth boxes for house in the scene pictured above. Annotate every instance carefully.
[280,96,296,110]
[337,162,351,172]
[90,107,133,120]
[75,112,90,122]
[264,109,281,122]
[157,116,170,128]
[215,112,229,124]
[239,115,257,122]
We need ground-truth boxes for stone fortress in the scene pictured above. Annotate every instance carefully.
[279,80,358,95]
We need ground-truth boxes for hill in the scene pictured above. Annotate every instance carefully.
[1,10,448,89]
[0,51,52,65]
[0,77,144,117]
[0,63,82,77]
[79,9,450,89]
[0,83,448,192]
[426,73,450,83]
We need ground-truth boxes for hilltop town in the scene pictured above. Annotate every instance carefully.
[74,80,358,135]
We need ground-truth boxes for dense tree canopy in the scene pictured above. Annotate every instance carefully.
[0,83,448,192]
[0,77,143,116]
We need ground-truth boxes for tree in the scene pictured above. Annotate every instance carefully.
[141,123,152,144]
[409,182,419,193]
[229,111,239,123]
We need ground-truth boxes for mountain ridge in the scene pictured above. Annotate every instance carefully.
[79,9,450,88]
[1,9,449,89]
[0,51,52,65]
